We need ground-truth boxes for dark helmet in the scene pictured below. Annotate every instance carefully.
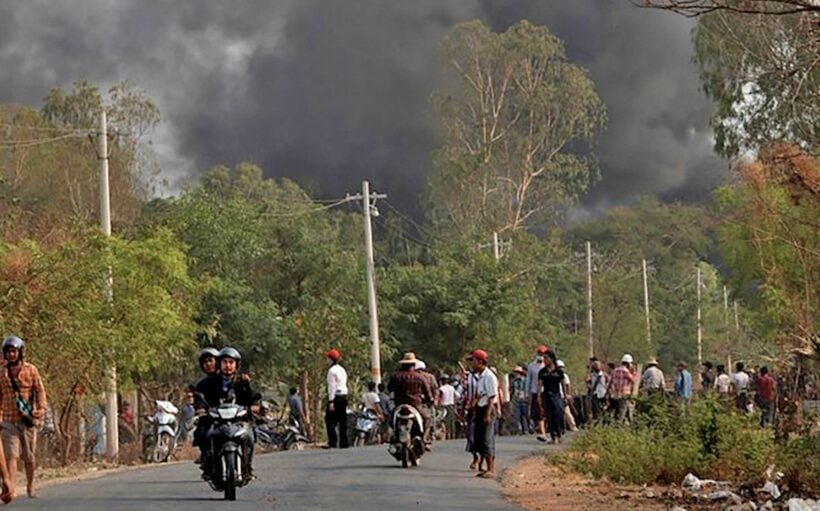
[198,347,219,367]
[218,347,241,362]
[2,336,25,361]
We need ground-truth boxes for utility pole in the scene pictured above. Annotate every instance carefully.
[696,263,703,368]
[99,110,118,463]
[492,232,500,261]
[350,181,387,385]
[723,285,730,370]
[642,259,651,351]
[586,241,594,359]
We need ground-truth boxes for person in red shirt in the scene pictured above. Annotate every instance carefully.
[756,366,776,428]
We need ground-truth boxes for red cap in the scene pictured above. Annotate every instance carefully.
[325,348,341,362]
[537,345,549,355]
[469,349,489,363]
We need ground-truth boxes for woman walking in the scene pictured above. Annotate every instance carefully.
[538,351,565,444]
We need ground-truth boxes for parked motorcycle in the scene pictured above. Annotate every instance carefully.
[388,404,424,468]
[144,400,179,463]
[203,402,254,501]
[353,408,380,447]
[255,416,308,452]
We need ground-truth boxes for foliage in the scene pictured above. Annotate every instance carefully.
[427,20,605,236]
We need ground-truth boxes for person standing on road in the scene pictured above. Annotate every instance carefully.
[608,354,637,424]
[526,345,548,441]
[675,362,693,404]
[324,348,349,449]
[437,376,457,440]
[538,351,565,444]
[510,366,529,434]
[459,358,481,470]
[470,349,498,478]
[756,366,776,428]
[1,336,47,499]
[732,362,751,413]
[556,360,577,433]
[588,361,609,421]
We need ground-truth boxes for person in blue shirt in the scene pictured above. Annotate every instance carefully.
[675,362,693,403]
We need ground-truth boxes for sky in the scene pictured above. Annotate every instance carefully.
[0,0,728,216]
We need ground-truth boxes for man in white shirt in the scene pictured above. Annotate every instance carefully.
[437,377,457,440]
[714,364,731,395]
[471,349,498,478]
[325,348,349,448]
[640,358,666,395]
[731,362,751,413]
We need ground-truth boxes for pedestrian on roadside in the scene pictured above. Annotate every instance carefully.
[538,351,565,443]
[732,362,751,414]
[714,364,731,396]
[608,354,637,424]
[510,366,530,434]
[324,348,349,449]
[460,358,480,469]
[437,376,457,440]
[640,357,666,395]
[556,360,577,432]
[1,336,47,499]
[470,349,498,478]
[377,383,393,442]
[526,345,548,441]
[288,387,308,436]
[588,361,609,421]
[675,362,693,403]
[700,361,715,393]
[756,366,776,428]
[178,387,196,446]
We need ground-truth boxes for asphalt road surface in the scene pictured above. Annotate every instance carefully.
[14,435,561,510]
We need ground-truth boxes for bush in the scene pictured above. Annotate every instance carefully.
[558,393,795,486]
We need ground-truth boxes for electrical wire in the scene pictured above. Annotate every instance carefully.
[0,123,94,134]
[259,197,354,218]
[0,132,87,149]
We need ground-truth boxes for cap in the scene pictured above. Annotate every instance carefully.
[537,345,549,354]
[469,349,488,363]
[325,348,341,362]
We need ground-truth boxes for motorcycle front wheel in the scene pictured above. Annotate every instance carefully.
[153,433,172,463]
[223,451,237,501]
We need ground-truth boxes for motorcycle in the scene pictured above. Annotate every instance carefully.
[353,408,380,447]
[203,402,254,501]
[388,404,424,468]
[255,416,308,452]
[144,400,179,463]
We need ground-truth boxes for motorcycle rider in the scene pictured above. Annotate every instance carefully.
[414,360,438,450]
[387,353,433,444]
[195,347,260,481]
[191,347,220,464]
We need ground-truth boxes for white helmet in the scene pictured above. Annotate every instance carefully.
[556,360,566,368]
[415,360,427,371]
[621,354,633,364]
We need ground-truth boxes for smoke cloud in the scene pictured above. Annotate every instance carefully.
[0,0,726,213]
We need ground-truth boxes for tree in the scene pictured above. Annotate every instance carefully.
[427,20,605,236]
[637,0,819,16]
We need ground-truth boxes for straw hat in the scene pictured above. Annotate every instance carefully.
[399,352,418,365]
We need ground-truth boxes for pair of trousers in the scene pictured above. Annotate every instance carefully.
[543,392,564,440]
[325,395,349,448]
[515,401,529,433]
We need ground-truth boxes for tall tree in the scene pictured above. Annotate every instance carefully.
[427,20,605,237]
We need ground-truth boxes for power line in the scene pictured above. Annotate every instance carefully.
[0,123,95,134]
[258,197,353,218]
[374,214,432,249]
[0,132,87,149]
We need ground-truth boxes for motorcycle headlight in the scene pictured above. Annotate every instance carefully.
[217,407,239,420]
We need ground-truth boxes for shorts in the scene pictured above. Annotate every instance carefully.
[2,421,37,465]
[529,394,545,421]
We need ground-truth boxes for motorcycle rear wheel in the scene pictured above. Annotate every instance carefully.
[153,434,172,463]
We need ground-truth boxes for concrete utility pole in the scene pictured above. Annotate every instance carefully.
[696,263,703,368]
[642,259,651,350]
[492,232,500,261]
[356,181,386,384]
[586,241,594,359]
[99,110,118,463]
[723,285,730,369]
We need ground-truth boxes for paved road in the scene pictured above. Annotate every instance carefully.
[14,435,560,510]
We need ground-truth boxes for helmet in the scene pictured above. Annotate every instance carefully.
[2,336,24,361]
[198,347,219,365]
[621,354,633,364]
[415,360,427,371]
[218,347,241,362]
[556,360,566,369]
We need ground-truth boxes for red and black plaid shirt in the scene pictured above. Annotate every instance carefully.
[388,369,432,409]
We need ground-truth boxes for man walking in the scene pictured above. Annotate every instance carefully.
[470,349,497,478]
[701,361,715,393]
[675,362,693,404]
[1,336,47,499]
[325,348,349,448]
[732,362,751,413]
[526,345,548,441]
[588,361,608,421]
[510,366,529,434]
[437,376,457,440]
[608,354,637,424]
[640,357,666,395]
[715,364,731,396]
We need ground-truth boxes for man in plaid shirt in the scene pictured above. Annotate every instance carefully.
[1,336,47,499]
[608,354,636,424]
